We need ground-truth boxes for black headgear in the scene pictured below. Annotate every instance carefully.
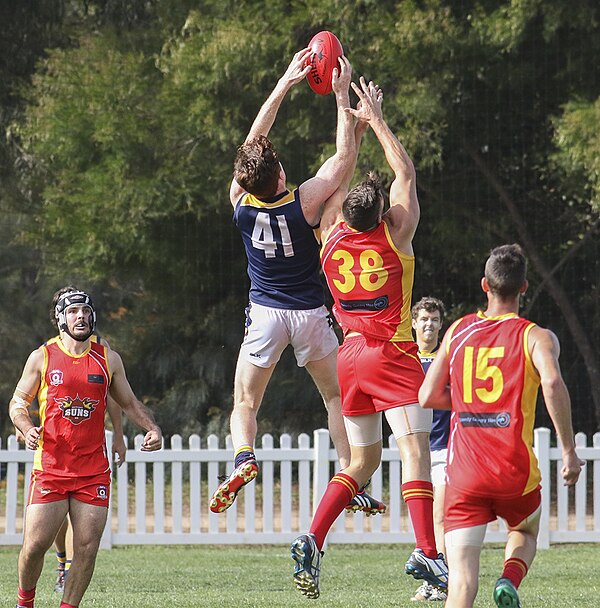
[55,290,96,341]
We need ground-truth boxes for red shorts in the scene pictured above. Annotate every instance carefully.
[28,469,111,507]
[444,483,541,533]
[338,335,424,416]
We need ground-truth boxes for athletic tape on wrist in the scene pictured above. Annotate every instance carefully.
[9,395,31,423]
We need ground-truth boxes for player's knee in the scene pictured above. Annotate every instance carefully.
[347,454,380,479]
[399,445,425,468]
[449,577,478,604]
[232,398,261,415]
[22,534,52,559]
[74,535,102,558]
[322,393,341,412]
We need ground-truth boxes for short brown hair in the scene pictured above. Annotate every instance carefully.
[411,296,446,324]
[233,135,281,198]
[342,173,385,231]
[484,244,527,298]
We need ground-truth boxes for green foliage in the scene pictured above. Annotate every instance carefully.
[1,0,599,438]
[21,39,164,272]
[553,98,600,210]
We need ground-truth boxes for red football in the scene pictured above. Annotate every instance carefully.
[306,31,344,95]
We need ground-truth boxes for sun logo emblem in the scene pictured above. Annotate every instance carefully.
[56,394,99,425]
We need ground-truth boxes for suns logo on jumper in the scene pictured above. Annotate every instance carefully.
[56,394,99,425]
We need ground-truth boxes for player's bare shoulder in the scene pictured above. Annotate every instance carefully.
[381,214,415,257]
[528,323,562,379]
[25,346,46,372]
[13,346,46,396]
[528,323,560,357]
[106,347,126,375]
[230,178,245,208]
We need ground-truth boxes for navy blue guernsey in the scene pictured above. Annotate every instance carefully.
[419,345,451,451]
[233,188,324,310]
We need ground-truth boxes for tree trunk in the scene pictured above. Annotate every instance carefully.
[465,143,600,428]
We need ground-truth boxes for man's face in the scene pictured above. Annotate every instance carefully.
[65,304,93,339]
[412,309,442,345]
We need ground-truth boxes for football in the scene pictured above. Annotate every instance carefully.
[306,31,344,95]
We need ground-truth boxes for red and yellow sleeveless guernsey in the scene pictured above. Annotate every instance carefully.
[445,312,541,498]
[321,220,414,341]
[34,336,111,477]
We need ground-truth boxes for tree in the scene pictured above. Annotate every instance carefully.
[7,0,600,438]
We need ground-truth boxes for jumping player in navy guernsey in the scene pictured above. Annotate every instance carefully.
[210,48,385,517]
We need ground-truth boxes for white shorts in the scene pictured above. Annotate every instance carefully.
[343,404,433,447]
[430,448,448,487]
[239,302,339,368]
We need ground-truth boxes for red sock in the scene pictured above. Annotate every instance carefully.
[402,480,437,558]
[17,587,35,608]
[309,472,358,551]
[502,557,528,588]
[60,603,78,608]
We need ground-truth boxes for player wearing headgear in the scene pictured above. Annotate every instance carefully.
[210,48,385,517]
[9,286,162,608]
[291,77,447,599]
[419,244,584,608]
[45,287,127,595]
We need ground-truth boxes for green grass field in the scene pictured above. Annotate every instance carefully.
[1,543,598,607]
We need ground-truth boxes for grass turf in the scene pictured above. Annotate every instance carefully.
[1,543,598,607]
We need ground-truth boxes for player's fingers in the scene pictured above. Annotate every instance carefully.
[351,81,367,100]
[338,55,351,73]
[359,75,370,94]
[296,47,311,60]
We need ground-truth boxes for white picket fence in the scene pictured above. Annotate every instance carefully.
[1,427,599,549]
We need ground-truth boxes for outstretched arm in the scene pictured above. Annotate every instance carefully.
[298,56,355,226]
[108,350,162,452]
[320,109,371,242]
[530,326,584,486]
[230,48,312,205]
[245,48,312,143]
[348,77,419,249]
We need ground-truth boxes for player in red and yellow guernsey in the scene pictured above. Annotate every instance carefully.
[9,287,162,608]
[51,332,127,595]
[291,77,447,599]
[420,245,584,608]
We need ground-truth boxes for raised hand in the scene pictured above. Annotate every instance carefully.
[331,55,353,96]
[279,48,312,88]
[346,76,384,124]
